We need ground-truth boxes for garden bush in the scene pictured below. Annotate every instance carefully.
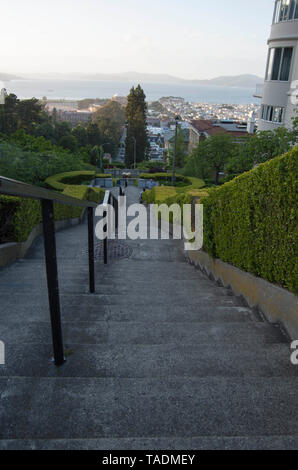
[139,173,190,184]
[202,147,298,293]
[0,185,104,244]
[45,171,111,191]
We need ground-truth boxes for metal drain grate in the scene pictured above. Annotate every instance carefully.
[81,240,132,262]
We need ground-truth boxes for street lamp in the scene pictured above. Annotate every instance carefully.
[172,115,180,186]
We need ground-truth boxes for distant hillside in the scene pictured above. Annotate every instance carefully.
[14,71,264,88]
[197,74,264,88]
[0,73,22,82]
[84,72,263,88]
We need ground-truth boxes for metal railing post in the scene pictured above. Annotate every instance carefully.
[41,199,65,366]
[88,206,95,293]
[114,195,119,230]
[103,211,108,264]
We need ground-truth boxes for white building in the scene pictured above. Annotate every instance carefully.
[256,0,298,131]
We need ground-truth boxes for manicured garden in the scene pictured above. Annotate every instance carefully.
[144,148,298,294]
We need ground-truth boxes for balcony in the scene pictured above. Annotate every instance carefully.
[253,84,264,99]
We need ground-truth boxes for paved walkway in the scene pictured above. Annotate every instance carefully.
[0,186,297,449]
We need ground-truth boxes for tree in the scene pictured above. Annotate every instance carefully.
[205,134,236,184]
[93,100,125,158]
[90,146,100,167]
[168,127,188,168]
[86,122,102,147]
[54,121,72,142]
[125,85,150,166]
[16,98,43,132]
[58,135,78,152]
[183,139,213,181]
[72,124,88,147]
[0,94,19,134]
[225,127,295,179]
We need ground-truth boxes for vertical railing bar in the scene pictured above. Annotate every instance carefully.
[41,199,65,366]
[88,206,95,293]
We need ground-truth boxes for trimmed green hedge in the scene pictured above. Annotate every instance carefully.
[202,147,298,294]
[0,185,104,244]
[139,173,190,184]
[45,171,112,191]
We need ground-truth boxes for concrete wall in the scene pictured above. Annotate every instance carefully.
[0,213,85,268]
[186,249,298,340]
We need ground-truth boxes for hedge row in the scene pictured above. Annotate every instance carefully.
[142,186,209,225]
[45,171,111,191]
[0,185,104,244]
[202,147,298,294]
[139,173,190,184]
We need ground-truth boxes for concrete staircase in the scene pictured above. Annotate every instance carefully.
[0,187,297,450]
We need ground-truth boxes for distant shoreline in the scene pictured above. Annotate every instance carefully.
[2,78,259,105]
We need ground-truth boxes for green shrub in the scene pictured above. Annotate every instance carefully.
[202,147,298,293]
[0,196,40,243]
[141,177,206,205]
[45,171,112,191]
[139,173,190,184]
[0,133,94,186]
[0,185,104,244]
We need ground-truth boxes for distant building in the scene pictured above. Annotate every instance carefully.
[56,110,92,125]
[111,95,127,106]
[188,119,253,152]
[255,0,298,131]
[147,116,161,127]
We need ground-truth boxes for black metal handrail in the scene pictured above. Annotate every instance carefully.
[0,175,117,367]
[0,175,98,207]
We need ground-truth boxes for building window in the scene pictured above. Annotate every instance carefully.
[273,0,298,22]
[261,105,284,123]
[265,47,293,81]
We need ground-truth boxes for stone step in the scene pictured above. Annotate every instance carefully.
[0,377,297,439]
[0,283,233,298]
[0,269,207,282]
[0,343,296,378]
[0,321,287,346]
[0,436,297,450]
[0,294,258,322]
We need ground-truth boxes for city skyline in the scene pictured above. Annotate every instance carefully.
[0,0,272,79]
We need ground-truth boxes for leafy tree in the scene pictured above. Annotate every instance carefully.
[0,94,43,135]
[167,126,188,168]
[183,139,213,181]
[93,100,125,157]
[86,122,102,147]
[225,127,295,178]
[54,121,72,142]
[0,94,19,134]
[125,85,150,166]
[16,98,43,132]
[0,132,92,186]
[72,124,88,147]
[199,134,236,184]
[34,121,56,142]
[58,135,78,152]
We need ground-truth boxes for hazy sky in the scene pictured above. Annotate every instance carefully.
[1,0,273,79]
